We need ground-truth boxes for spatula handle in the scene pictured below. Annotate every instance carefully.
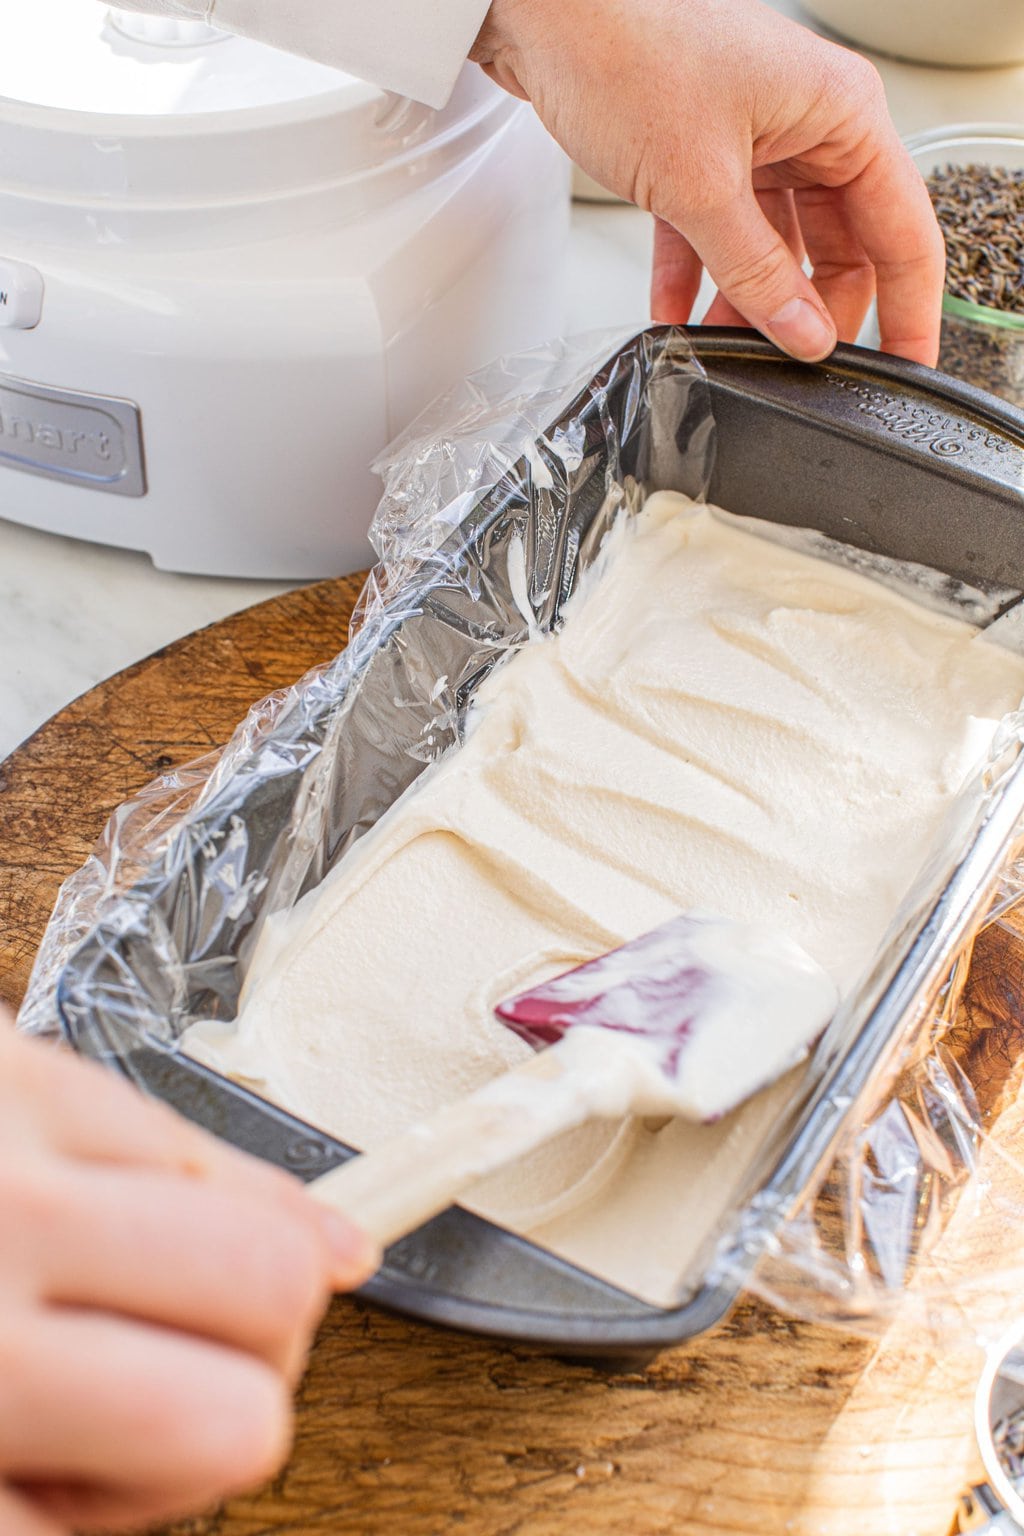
[309,1039,611,1250]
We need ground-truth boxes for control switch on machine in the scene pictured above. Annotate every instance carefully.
[0,259,44,329]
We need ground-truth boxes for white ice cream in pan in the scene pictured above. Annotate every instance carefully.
[186,492,1024,1306]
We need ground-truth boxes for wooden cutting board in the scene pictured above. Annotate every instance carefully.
[3,572,1024,1536]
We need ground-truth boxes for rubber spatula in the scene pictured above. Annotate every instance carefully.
[309,912,837,1249]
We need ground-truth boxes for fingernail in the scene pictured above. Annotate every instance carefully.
[317,1208,382,1284]
[766,297,836,362]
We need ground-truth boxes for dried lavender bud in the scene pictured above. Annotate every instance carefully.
[994,1404,1024,1498]
[924,163,1024,406]
[926,163,1024,315]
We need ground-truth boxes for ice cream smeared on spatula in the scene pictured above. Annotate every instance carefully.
[307,912,839,1252]
[495,912,838,1123]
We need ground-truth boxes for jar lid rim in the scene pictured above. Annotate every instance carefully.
[944,292,1024,333]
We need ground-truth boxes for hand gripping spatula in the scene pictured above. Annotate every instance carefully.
[310,912,837,1249]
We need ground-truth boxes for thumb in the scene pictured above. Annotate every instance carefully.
[682,187,838,362]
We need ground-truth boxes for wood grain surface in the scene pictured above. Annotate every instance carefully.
[3,573,1024,1536]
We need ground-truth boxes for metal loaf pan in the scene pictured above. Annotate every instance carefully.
[56,329,1024,1361]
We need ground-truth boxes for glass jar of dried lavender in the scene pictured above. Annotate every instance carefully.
[905,124,1024,409]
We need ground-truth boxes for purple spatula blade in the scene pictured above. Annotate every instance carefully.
[496,916,723,1077]
[494,912,838,1120]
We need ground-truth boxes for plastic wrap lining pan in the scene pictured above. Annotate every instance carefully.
[55,329,1024,1360]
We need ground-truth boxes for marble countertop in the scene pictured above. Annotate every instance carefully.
[2,6,1022,762]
